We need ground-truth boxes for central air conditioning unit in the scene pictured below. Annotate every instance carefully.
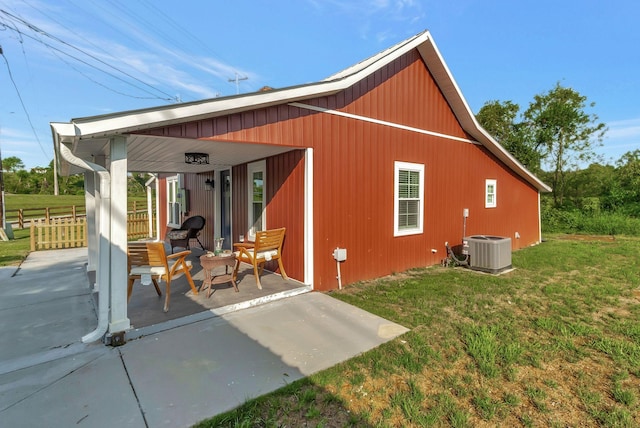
[464,235,512,274]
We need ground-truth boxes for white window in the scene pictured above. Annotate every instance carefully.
[394,161,424,236]
[247,160,266,240]
[167,175,181,227]
[485,179,497,208]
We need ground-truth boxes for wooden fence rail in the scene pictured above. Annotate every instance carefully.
[127,212,156,241]
[30,218,87,251]
[30,213,156,251]
[8,201,154,229]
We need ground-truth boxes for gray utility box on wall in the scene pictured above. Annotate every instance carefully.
[464,235,512,274]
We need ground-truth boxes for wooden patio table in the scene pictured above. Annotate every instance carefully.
[199,252,238,297]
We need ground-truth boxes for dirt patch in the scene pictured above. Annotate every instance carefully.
[553,234,616,242]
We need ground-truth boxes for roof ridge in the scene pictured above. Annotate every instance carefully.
[322,30,429,82]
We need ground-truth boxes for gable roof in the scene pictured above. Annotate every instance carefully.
[51,30,550,192]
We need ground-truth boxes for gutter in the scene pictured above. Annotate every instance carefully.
[57,142,111,343]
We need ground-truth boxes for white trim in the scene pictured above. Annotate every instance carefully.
[304,148,314,287]
[289,102,477,145]
[485,179,497,208]
[166,176,181,228]
[394,161,425,236]
[538,192,542,243]
[247,160,267,241]
[416,39,551,193]
[52,30,550,192]
[213,170,221,242]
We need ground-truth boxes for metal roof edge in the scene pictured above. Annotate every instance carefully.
[51,31,433,141]
[416,35,552,193]
[50,29,551,192]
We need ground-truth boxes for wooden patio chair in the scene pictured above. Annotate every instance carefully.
[166,215,206,253]
[127,241,198,312]
[233,227,288,289]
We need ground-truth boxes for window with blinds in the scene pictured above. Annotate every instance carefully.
[394,161,424,236]
[485,179,497,208]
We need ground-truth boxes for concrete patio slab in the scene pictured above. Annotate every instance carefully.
[0,248,410,428]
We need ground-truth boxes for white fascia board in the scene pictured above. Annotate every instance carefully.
[52,33,431,143]
[417,36,552,193]
[324,31,429,81]
[53,83,341,141]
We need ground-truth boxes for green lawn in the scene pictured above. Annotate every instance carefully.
[0,194,149,267]
[4,194,86,210]
[0,228,30,266]
[196,235,640,427]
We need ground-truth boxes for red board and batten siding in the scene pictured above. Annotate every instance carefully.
[183,172,216,249]
[142,48,540,291]
[156,173,217,251]
[229,151,306,284]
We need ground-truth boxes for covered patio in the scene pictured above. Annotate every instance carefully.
[124,248,310,339]
[51,104,313,344]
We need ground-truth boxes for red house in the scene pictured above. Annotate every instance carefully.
[52,30,550,341]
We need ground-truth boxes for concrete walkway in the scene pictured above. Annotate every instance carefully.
[0,249,409,427]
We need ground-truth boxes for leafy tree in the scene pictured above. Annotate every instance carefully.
[524,83,607,206]
[1,156,24,173]
[604,150,640,215]
[476,100,541,172]
[560,163,615,212]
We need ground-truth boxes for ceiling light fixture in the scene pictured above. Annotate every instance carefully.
[184,152,209,165]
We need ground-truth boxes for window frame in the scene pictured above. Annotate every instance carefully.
[394,161,425,237]
[247,160,266,241]
[485,179,497,208]
[166,175,181,228]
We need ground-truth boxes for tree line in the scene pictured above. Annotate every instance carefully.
[476,83,640,231]
[0,158,148,196]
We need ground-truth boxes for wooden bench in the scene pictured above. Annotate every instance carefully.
[232,227,288,289]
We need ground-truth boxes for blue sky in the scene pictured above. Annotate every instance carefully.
[1,0,639,170]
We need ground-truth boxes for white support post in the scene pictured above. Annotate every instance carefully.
[155,177,161,240]
[304,148,314,287]
[108,136,131,333]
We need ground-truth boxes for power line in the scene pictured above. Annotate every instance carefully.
[0,8,177,101]
[1,44,50,159]
[19,0,169,100]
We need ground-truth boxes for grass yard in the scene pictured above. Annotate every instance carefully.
[0,194,150,267]
[4,194,86,210]
[0,228,31,266]
[196,235,640,427]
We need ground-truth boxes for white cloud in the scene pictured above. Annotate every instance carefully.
[305,0,424,40]
[596,117,640,163]
[606,117,640,140]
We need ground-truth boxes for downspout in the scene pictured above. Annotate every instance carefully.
[145,174,157,239]
[57,143,111,343]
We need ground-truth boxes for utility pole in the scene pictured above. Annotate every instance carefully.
[0,130,4,232]
[0,45,4,231]
[228,72,248,95]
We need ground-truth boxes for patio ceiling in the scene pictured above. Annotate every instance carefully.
[67,134,297,174]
